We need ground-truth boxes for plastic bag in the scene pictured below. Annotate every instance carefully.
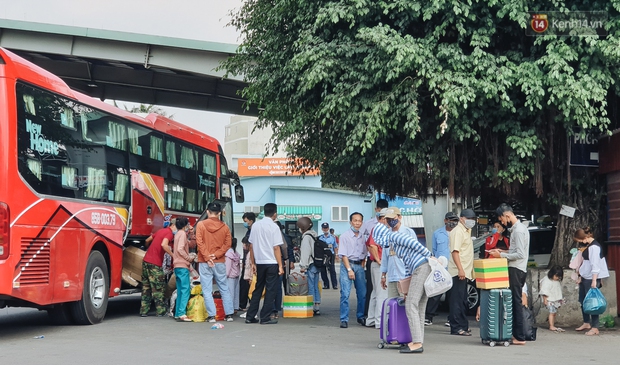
[287,271,308,296]
[248,275,266,299]
[583,287,607,315]
[424,257,453,297]
[522,305,537,341]
[186,284,207,322]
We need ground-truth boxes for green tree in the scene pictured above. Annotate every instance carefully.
[223,0,620,266]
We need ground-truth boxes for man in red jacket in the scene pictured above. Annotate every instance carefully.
[196,202,233,322]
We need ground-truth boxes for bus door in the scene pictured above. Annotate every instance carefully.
[130,170,165,238]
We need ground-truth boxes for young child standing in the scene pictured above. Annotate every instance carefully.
[225,238,241,314]
[539,265,565,332]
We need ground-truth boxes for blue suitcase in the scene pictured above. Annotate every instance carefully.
[479,289,513,347]
[378,297,411,349]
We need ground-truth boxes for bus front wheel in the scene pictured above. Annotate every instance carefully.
[70,251,109,325]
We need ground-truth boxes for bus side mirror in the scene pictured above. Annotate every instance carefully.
[235,185,245,203]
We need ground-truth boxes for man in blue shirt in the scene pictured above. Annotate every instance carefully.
[318,222,338,289]
[424,212,459,326]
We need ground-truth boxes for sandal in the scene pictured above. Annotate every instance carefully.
[585,329,599,336]
[176,315,192,322]
[550,327,565,333]
[454,329,472,336]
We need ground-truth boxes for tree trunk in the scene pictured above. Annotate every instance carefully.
[549,194,599,268]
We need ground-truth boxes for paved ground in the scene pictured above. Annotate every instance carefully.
[1,286,619,364]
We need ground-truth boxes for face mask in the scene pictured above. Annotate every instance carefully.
[447,221,458,229]
[387,219,399,228]
[506,221,513,228]
[464,219,476,229]
[491,228,498,234]
[298,228,304,234]
[375,212,381,218]
[243,222,249,229]
[172,230,177,235]
[351,227,359,233]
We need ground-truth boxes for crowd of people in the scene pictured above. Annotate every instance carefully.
[137,200,610,353]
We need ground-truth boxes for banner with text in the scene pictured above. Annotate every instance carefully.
[237,158,319,177]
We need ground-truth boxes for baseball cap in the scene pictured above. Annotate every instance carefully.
[385,207,402,219]
[321,222,329,229]
[460,209,476,219]
[207,202,222,212]
[379,208,389,217]
[445,212,459,221]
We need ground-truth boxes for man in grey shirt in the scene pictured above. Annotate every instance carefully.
[489,203,530,345]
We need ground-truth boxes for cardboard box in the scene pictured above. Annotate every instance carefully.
[121,269,139,287]
[474,258,509,289]
[283,295,313,318]
[122,246,146,285]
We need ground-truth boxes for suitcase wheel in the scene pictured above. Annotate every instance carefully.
[503,341,510,347]
[377,343,385,349]
[489,341,496,347]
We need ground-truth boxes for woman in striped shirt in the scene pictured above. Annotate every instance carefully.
[373,221,432,354]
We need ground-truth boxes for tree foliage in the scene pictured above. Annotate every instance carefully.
[224,1,620,264]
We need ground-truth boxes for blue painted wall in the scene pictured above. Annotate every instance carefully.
[232,176,374,239]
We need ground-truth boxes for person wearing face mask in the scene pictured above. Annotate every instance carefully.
[489,204,530,345]
[140,219,177,317]
[481,222,510,258]
[298,217,321,314]
[238,212,256,312]
[425,212,459,326]
[447,208,477,336]
[318,222,338,290]
[339,212,367,328]
[379,208,411,300]
[360,199,389,321]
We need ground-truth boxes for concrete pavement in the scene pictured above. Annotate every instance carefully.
[1,284,619,364]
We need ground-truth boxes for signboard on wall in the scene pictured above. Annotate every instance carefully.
[570,131,599,167]
[376,194,423,216]
[237,158,319,177]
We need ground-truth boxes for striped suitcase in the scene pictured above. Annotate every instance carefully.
[479,289,513,347]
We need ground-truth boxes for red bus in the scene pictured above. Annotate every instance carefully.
[0,48,244,324]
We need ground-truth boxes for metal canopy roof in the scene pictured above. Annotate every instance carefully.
[0,19,257,116]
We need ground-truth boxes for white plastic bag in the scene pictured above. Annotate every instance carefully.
[424,257,453,297]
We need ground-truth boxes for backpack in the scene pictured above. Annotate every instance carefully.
[305,233,331,268]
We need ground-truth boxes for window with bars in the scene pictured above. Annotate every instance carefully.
[331,206,350,222]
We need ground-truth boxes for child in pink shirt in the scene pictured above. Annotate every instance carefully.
[225,238,241,312]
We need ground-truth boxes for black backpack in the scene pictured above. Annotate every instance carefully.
[305,233,331,268]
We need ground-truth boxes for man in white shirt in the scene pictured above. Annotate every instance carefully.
[245,203,284,325]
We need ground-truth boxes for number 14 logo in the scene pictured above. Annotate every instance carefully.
[531,14,549,33]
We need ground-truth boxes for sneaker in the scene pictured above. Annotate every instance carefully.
[140,313,148,317]
[340,321,348,328]
[239,312,247,318]
[245,318,259,324]
[207,316,217,323]
[225,315,234,322]
[313,310,321,316]
[445,322,450,327]
[424,319,432,326]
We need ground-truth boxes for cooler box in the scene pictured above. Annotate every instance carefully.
[474,258,509,289]
[283,295,313,318]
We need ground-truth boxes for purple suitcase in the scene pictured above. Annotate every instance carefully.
[378,297,412,348]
